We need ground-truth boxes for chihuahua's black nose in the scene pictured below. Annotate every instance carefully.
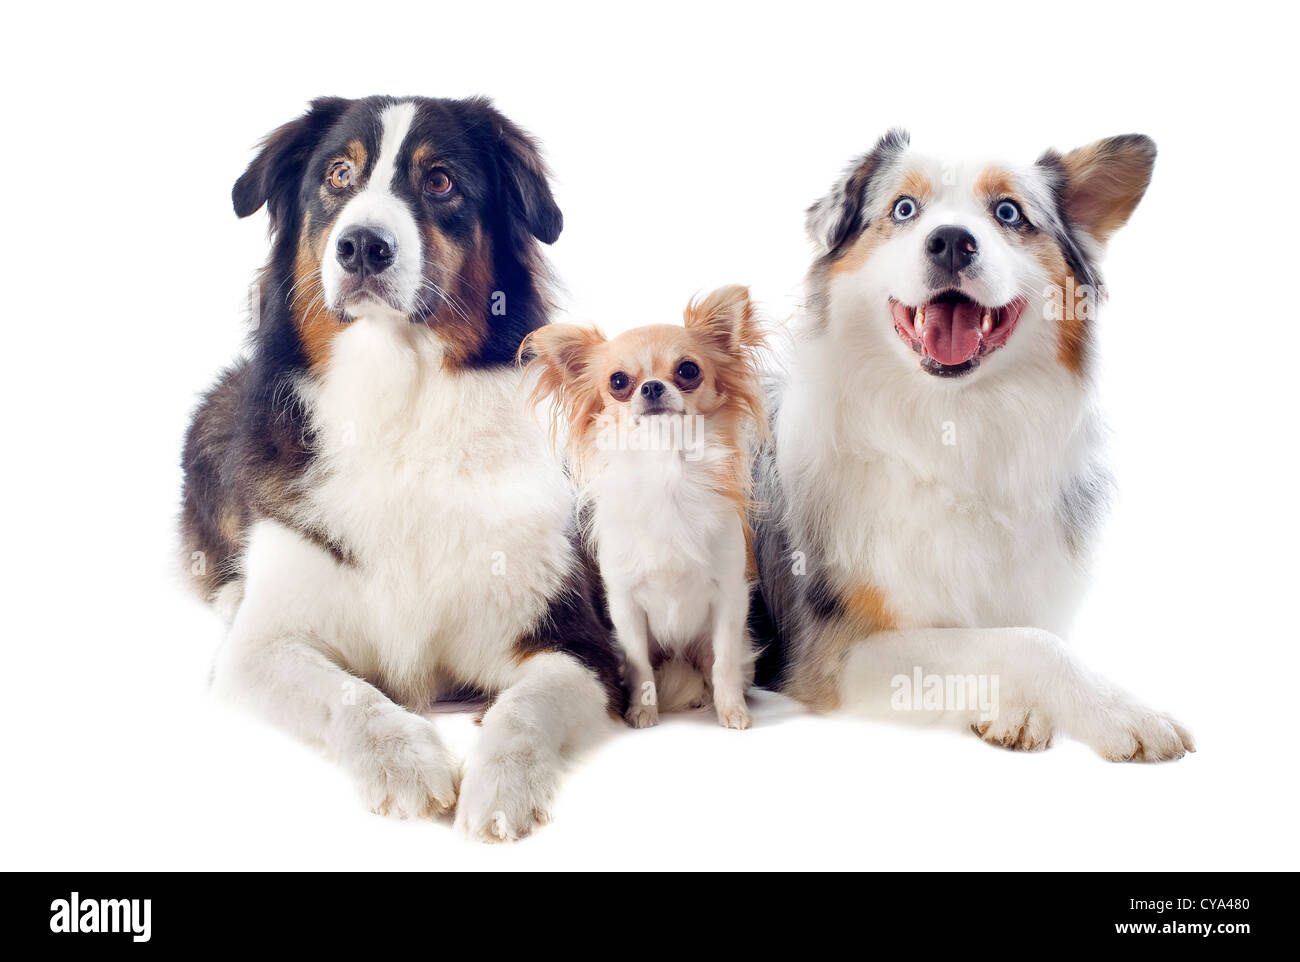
[640,380,666,400]
[336,226,397,276]
[925,225,978,274]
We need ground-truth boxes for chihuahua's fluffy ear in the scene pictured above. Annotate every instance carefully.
[684,285,768,436]
[519,323,607,448]
[521,323,606,384]
[684,284,764,353]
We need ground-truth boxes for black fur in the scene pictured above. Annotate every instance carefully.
[182,95,626,712]
[515,558,628,716]
[182,96,568,600]
[809,127,910,259]
[1033,149,1104,296]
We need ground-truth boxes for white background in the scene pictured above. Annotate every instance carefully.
[3,0,1296,870]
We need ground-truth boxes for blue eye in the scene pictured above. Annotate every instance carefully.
[995,200,1022,224]
[892,196,918,221]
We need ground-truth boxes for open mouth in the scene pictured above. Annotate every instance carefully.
[890,291,1028,377]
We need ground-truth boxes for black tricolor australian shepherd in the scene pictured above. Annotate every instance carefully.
[181,96,622,841]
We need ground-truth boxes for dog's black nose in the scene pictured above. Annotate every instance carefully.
[336,226,397,276]
[925,225,978,274]
[640,380,666,400]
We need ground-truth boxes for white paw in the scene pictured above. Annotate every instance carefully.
[715,700,751,730]
[455,744,560,842]
[1087,699,1195,762]
[973,706,1054,752]
[345,710,459,819]
[626,704,660,729]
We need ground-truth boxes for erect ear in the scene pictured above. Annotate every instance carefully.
[520,323,606,386]
[806,128,909,256]
[232,97,350,226]
[466,98,563,246]
[684,285,764,353]
[1040,134,1156,247]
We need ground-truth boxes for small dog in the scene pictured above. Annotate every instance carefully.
[523,286,766,729]
[753,131,1195,760]
[181,96,624,842]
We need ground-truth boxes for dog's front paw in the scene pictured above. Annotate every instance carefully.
[1087,699,1195,762]
[345,710,460,819]
[715,698,751,730]
[455,744,560,842]
[973,706,1054,752]
[626,704,660,728]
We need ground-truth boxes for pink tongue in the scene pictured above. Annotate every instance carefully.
[922,301,983,366]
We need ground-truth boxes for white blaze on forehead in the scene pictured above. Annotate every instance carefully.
[321,100,424,319]
[370,101,418,195]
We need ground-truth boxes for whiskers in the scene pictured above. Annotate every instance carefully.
[417,277,472,325]
[287,264,330,320]
[415,265,485,327]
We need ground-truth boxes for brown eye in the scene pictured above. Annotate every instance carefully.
[327,162,353,190]
[609,372,631,397]
[676,360,700,382]
[424,168,454,197]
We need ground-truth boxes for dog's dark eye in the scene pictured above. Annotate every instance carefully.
[424,168,454,197]
[995,199,1022,225]
[676,360,700,381]
[609,372,630,394]
[327,162,353,190]
[892,196,919,222]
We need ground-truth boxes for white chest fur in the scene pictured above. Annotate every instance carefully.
[243,319,575,700]
[588,430,745,647]
[777,336,1097,635]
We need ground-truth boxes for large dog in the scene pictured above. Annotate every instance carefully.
[181,96,623,841]
[753,131,1194,761]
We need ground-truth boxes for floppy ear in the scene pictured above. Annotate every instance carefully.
[232,97,350,227]
[684,285,764,353]
[467,99,563,245]
[807,128,909,256]
[1042,134,1156,247]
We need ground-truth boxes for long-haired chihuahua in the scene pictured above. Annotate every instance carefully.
[523,285,766,729]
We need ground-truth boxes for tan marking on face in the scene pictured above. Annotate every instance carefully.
[974,165,1018,204]
[344,139,367,176]
[830,167,932,278]
[829,222,888,277]
[421,222,491,368]
[294,211,345,371]
[317,141,369,214]
[411,143,435,172]
[1026,232,1089,376]
[899,168,933,204]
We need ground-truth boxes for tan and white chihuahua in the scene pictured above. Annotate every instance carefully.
[523,286,766,729]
